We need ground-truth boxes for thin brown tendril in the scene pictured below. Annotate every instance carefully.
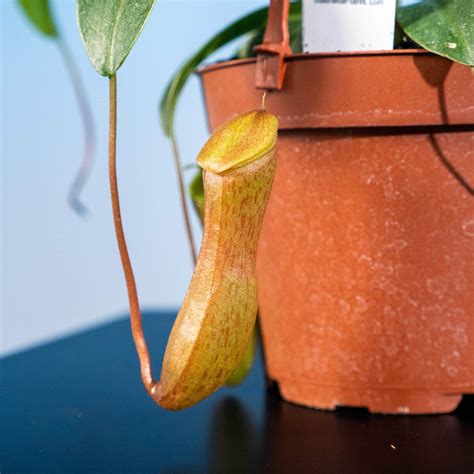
[170,132,198,265]
[108,75,155,392]
[57,38,96,216]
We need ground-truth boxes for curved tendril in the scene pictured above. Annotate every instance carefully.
[57,38,96,216]
[170,132,198,265]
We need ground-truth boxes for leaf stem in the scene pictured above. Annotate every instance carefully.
[108,74,154,390]
[170,132,198,265]
[57,37,96,216]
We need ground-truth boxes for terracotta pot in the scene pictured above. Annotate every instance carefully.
[198,50,474,414]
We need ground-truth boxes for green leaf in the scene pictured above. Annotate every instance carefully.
[397,0,474,66]
[160,2,302,137]
[236,29,265,59]
[77,0,156,77]
[17,0,57,37]
[289,14,302,54]
[236,14,302,59]
[226,328,256,387]
[189,168,205,221]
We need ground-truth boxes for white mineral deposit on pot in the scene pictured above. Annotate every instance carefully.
[461,219,474,236]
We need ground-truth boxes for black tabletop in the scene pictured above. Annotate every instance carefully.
[1,310,473,473]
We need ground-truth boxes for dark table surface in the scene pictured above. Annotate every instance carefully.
[1,310,473,473]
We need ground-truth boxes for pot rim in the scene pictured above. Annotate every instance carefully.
[197,48,431,75]
[198,48,474,129]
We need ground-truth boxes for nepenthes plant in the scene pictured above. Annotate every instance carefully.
[18,0,472,411]
[77,0,278,409]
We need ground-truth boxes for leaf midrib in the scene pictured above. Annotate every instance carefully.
[105,0,126,75]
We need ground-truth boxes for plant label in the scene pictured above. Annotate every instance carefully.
[302,0,397,53]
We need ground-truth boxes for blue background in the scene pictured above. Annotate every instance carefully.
[1,0,266,354]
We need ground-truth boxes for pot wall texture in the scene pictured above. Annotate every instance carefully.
[199,51,474,414]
